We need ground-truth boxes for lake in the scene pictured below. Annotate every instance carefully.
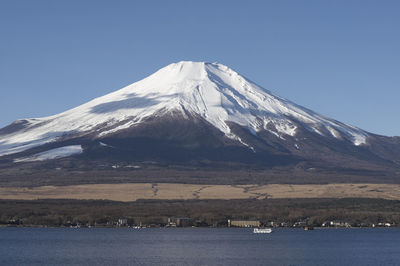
[1,227,399,265]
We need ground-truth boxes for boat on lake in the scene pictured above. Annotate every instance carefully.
[253,228,272,234]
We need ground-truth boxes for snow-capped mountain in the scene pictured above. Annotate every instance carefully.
[0,61,399,180]
[0,62,367,155]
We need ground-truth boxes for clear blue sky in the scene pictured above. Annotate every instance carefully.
[1,0,399,136]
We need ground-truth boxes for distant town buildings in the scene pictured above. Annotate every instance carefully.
[322,220,351,227]
[117,218,128,227]
[228,219,260,228]
[167,217,192,227]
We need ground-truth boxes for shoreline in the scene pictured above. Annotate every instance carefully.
[1,225,398,229]
[1,197,399,230]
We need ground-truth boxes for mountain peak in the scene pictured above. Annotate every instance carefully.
[139,61,238,88]
[0,61,368,157]
[143,61,209,85]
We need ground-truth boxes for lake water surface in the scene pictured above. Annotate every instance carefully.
[1,227,399,265]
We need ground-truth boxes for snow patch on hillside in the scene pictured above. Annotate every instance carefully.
[14,145,83,162]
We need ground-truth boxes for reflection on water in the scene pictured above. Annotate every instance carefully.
[0,228,400,266]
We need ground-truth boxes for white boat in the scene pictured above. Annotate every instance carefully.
[253,228,272,234]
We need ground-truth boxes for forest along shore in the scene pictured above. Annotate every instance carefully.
[1,198,400,228]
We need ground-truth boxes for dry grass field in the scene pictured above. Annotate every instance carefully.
[1,183,400,201]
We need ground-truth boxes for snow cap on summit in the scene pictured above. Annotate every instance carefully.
[0,61,368,156]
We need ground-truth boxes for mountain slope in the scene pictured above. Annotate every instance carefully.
[0,61,367,155]
[0,61,399,186]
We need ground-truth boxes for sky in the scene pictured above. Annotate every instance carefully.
[0,0,399,136]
